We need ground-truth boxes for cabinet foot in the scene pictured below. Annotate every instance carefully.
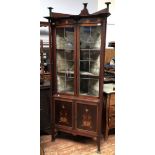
[97,136,101,154]
[51,134,55,142]
[96,150,101,154]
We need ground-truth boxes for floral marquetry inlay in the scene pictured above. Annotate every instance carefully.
[59,106,69,125]
[81,109,92,129]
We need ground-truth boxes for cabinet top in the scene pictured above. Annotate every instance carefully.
[45,3,111,21]
[104,83,115,94]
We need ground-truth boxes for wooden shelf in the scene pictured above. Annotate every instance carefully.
[80,49,100,50]
[56,49,74,51]
[57,71,99,77]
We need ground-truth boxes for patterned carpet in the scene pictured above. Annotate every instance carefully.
[40,133,115,155]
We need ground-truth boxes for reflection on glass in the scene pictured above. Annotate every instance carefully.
[57,76,65,92]
[80,50,89,60]
[79,26,101,96]
[56,27,74,94]
[80,61,89,72]
[56,27,74,50]
[80,26,101,49]
[80,77,99,96]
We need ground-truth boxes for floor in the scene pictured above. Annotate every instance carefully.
[40,132,115,155]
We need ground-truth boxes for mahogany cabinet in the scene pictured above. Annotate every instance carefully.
[45,2,111,152]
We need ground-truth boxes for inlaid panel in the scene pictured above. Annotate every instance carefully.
[76,103,97,132]
[55,100,73,127]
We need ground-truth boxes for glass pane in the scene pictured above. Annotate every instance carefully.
[80,77,99,96]
[80,27,92,49]
[66,50,74,60]
[56,28,65,49]
[80,78,89,95]
[57,60,66,72]
[64,28,74,50]
[57,50,65,61]
[66,77,74,93]
[79,26,101,96]
[57,76,65,92]
[80,61,89,73]
[91,26,101,49]
[88,78,99,96]
[56,27,74,94]
[90,50,100,60]
[90,61,100,75]
[80,50,89,60]
[66,61,74,72]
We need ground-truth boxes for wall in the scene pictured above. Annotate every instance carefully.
[40,0,115,47]
[98,0,115,47]
[40,0,98,21]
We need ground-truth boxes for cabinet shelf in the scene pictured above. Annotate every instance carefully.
[56,49,74,51]
[57,71,99,77]
[80,49,100,50]
[80,71,99,77]
[57,71,74,75]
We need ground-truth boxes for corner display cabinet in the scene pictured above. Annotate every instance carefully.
[45,2,111,153]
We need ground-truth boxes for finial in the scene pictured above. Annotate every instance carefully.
[47,7,53,17]
[83,3,88,9]
[105,2,111,11]
[79,3,89,16]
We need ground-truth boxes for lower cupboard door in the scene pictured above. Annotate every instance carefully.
[76,103,97,132]
[55,100,73,127]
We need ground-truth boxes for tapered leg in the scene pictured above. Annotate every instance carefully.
[104,128,109,141]
[97,136,101,154]
[51,123,55,141]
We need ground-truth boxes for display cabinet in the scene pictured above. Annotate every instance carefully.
[45,2,111,152]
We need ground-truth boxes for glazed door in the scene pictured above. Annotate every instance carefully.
[56,27,75,94]
[79,25,101,96]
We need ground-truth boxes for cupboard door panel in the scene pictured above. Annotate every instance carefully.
[55,100,73,127]
[76,103,97,132]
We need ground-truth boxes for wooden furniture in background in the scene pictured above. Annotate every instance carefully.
[104,48,115,64]
[40,21,51,134]
[40,81,51,134]
[45,2,111,152]
[40,21,51,82]
[103,83,115,140]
